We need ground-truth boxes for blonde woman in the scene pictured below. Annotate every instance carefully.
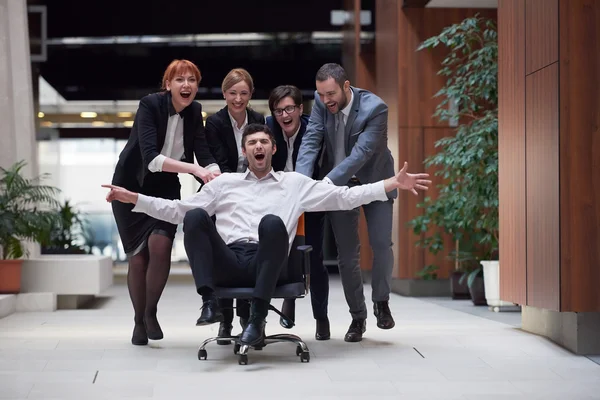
[205,68,265,173]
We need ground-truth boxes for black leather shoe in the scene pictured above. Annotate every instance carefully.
[131,323,148,346]
[240,317,249,331]
[315,318,331,341]
[196,299,224,326]
[279,299,295,329]
[373,301,395,329]
[144,314,163,341]
[217,322,232,345]
[240,318,266,346]
[344,319,366,342]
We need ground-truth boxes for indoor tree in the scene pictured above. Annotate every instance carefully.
[408,15,499,286]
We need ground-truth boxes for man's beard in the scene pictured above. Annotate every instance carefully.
[338,92,349,111]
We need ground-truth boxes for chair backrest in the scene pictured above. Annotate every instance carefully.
[288,214,305,271]
[296,213,305,236]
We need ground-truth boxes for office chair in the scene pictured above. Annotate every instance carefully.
[196,215,312,365]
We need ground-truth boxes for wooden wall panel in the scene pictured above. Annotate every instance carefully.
[498,0,527,306]
[525,0,559,74]
[559,0,600,312]
[525,63,560,311]
[397,128,425,279]
[375,0,401,276]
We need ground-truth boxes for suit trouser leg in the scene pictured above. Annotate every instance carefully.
[182,209,240,293]
[362,199,394,302]
[206,211,249,324]
[251,214,290,302]
[305,211,328,320]
[328,208,367,320]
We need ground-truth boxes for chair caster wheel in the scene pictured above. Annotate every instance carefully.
[296,345,303,356]
[198,349,207,360]
[238,354,248,365]
[300,351,310,363]
[233,344,241,354]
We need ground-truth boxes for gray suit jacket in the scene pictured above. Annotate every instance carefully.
[296,86,397,198]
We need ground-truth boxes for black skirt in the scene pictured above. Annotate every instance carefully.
[111,170,181,257]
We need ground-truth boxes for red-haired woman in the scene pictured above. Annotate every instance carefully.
[110,59,220,345]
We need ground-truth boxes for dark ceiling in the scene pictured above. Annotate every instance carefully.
[32,0,375,101]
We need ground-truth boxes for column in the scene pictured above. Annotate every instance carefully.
[0,0,38,177]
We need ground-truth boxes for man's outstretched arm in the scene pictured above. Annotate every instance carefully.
[298,161,432,213]
[101,181,220,224]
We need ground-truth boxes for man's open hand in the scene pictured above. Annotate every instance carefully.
[384,162,432,195]
[101,184,138,204]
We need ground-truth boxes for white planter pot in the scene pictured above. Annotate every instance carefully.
[21,255,113,295]
[481,260,514,309]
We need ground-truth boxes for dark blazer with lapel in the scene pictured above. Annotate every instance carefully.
[205,106,265,173]
[112,91,216,189]
[267,114,323,179]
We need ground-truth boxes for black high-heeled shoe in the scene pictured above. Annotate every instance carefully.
[144,314,164,340]
[131,323,148,346]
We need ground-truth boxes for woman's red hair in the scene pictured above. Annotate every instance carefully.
[161,59,201,90]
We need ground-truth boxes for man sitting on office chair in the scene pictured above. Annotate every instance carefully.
[102,124,431,347]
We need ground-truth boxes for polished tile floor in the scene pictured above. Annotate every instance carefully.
[1,276,599,399]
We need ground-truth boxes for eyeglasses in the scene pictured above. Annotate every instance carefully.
[273,105,298,116]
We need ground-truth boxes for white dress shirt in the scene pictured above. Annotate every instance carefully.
[228,111,248,172]
[340,89,354,125]
[148,113,220,173]
[133,169,388,251]
[283,125,301,172]
[148,114,185,172]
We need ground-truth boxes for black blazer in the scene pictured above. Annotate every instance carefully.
[112,92,216,188]
[205,106,265,173]
[267,114,323,179]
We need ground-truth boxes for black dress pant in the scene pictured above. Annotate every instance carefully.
[305,211,329,320]
[183,208,297,303]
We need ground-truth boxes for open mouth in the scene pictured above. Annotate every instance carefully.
[254,153,265,161]
[181,91,191,99]
[327,103,337,111]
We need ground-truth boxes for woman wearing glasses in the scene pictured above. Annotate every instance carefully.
[266,85,330,342]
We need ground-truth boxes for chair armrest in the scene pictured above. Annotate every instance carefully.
[296,245,313,276]
[296,245,313,253]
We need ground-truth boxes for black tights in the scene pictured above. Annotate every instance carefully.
[127,233,173,328]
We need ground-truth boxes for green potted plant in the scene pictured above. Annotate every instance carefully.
[42,199,90,255]
[0,161,60,293]
[408,15,499,305]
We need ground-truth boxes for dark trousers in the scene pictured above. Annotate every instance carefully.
[183,208,296,303]
[305,211,328,320]
[209,215,248,323]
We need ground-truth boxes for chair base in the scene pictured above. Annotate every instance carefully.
[197,333,310,365]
